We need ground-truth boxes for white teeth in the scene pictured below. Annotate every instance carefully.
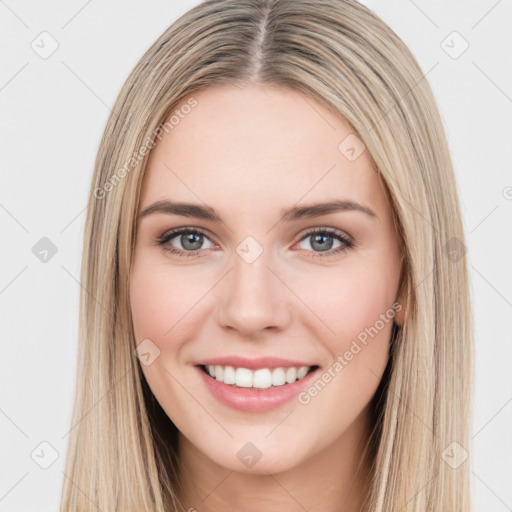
[272,367,286,386]
[204,364,313,388]
[285,367,297,384]
[297,366,309,379]
[223,365,236,385]
[253,369,272,389]
[214,365,224,382]
[234,367,253,387]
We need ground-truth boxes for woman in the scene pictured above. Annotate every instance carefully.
[60,1,473,510]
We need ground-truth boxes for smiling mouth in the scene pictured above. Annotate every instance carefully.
[198,364,319,390]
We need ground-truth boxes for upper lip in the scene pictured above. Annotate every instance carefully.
[194,356,318,370]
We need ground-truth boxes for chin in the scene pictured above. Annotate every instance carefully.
[196,433,308,475]
[220,450,301,475]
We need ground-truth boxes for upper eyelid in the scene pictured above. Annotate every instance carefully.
[160,226,212,242]
[301,226,352,239]
[159,226,353,247]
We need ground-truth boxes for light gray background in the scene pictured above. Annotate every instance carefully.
[0,1,511,510]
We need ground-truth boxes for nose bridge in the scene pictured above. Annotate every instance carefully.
[215,235,290,335]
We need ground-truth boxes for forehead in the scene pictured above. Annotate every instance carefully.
[140,84,389,218]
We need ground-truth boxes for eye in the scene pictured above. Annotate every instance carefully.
[155,226,354,259]
[156,227,216,258]
[295,227,354,258]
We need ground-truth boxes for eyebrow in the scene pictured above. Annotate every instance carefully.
[137,199,378,222]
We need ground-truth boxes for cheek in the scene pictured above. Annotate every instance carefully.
[293,268,396,431]
[130,266,169,343]
[297,264,398,360]
[129,259,205,428]
[130,257,205,343]
[300,265,398,344]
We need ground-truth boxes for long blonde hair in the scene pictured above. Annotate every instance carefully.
[60,1,474,510]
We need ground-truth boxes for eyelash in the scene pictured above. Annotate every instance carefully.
[155,226,354,259]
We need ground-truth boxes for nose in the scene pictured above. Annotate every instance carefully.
[214,245,292,337]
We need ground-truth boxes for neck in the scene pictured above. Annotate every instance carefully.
[175,406,373,512]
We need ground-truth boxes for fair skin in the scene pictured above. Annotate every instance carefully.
[130,83,405,512]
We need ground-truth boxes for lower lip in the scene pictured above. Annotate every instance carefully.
[195,365,320,413]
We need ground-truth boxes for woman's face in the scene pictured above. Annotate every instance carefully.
[130,83,405,474]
